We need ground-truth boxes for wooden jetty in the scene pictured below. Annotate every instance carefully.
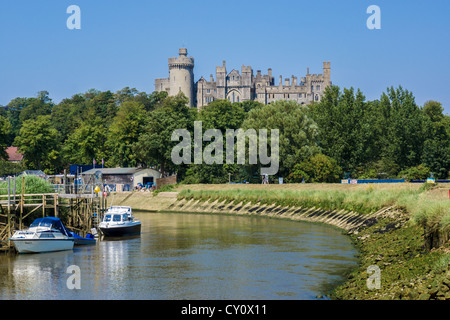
[0,176,108,253]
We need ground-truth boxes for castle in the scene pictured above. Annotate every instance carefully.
[155,48,331,109]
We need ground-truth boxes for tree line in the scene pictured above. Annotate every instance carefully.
[0,85,448,182]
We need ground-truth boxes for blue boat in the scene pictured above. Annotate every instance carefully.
[68,231,97,245]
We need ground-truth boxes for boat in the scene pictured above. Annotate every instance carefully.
[10,217,74,254]
[98,206,141,237]
[68,231,97,245]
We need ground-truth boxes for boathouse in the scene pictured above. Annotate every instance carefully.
[81,167,162,191]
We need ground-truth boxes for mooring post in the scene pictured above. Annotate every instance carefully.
[63,169,67,194]
[13,176,16,205]
[54,194,58,217]
[42,194,46,217]
[7,177,11,248]
[20,176,24,230]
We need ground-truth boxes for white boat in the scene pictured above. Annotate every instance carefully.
[10,217,74,254]
[99,206,141,237]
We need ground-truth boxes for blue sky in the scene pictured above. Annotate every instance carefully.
[1,0,449,113]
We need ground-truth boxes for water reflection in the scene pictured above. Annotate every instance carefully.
[0,212,358,300]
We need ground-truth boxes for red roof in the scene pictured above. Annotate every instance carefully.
[5,147,23,162]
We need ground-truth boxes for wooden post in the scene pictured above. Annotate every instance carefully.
[20,176,24,230]
[7,177,11,247]
[13,176,16,206]
[42,194,46,217]
[54,194,58,217]
[63,169,67,194]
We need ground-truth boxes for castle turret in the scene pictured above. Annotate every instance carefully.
[168,48,195,107]
[323,61,331,87]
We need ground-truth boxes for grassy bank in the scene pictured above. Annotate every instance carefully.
[175,182,450,300]
[177,183,450,233]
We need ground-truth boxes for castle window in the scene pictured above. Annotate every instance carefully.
[207,89,210,93]
[315,95,319,101]
[298,93,302,98]
[316,85,320,91]
[237,96,239,102]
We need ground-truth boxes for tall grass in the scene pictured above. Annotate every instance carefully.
[179,187,419,214]
[0,176,54,195]
[178,184,450,232]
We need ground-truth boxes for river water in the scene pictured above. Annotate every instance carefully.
[0,212,358,300]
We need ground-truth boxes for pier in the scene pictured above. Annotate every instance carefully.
[0,176,108,253]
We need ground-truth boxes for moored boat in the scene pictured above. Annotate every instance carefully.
[99,206,141,237]
[69,231,97,245]
[10,217,74,254]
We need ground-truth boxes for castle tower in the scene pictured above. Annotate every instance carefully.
[323,61,331,87]
[168,48,195,107]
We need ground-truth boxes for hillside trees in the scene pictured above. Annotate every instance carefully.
[2,85,448,181]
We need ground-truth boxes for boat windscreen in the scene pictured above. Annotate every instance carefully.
[30,217,71,237]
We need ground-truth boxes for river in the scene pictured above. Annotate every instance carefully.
[0,212,358,300]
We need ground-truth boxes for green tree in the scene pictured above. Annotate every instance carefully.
[421,101,450,179]
[107,101,148,167]
[379,86,425,173]
[0,115,11,160]
[290,153,342,183]
[242,100,320,178]
[62,118,108,165]
[18,91,53,124]
[134,93,196,177]
[115,87,167,112]
[51,93,89,144]
[186,99,246,183]
[14,115,61,173]
[398,164,431,181]
[234,100,265,113]
[310,86,379,175]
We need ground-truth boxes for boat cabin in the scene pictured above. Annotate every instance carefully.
[103,213,133,223]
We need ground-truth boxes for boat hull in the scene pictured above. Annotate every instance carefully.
[12,239,74,254]
[99,223,141,237]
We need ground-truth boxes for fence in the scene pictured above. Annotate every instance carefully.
[341,179,405,184]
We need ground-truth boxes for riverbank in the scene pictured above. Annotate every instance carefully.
[109,182,450,300]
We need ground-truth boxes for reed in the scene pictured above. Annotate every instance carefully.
[0,175,54,195]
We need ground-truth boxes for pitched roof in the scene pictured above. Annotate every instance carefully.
[5,147,23,161]
[82,167,140,175]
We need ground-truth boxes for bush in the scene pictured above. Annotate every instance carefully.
[0,175,53,195]
[398,164,430,181]
[290,153,342,183]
